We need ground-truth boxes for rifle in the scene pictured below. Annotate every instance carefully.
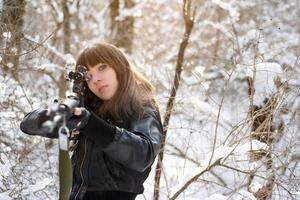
[42,65,89,200]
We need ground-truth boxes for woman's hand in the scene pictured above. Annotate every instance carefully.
[67,107,91,132]
[70,130,80,138]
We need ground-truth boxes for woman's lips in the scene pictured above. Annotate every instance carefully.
[98,85,108,93]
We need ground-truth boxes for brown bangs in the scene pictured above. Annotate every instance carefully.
[76,46,111,69]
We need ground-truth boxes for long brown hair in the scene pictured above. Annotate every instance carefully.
[76,42,158,121]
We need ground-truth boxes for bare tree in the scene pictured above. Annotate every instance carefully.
[1,0,26,80]
[153,1,197,199]
[109,0,135,53]
[62,0,71,54]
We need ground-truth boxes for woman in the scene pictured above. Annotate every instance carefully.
[20,42,163,200]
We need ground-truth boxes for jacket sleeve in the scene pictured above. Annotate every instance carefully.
[19,109,58,138]
[80,107,163,172]
[103,107,163,172]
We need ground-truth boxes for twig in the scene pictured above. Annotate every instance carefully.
[169,158,221,200]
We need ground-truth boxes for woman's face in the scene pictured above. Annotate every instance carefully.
[86,63,119,101]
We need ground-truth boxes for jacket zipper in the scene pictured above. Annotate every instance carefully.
[74,137,87,199]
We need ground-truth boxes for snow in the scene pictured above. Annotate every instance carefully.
[2,32,11,39]
[6,63,14,69]
[0,193,12,200]
[234,140,269,155]
[0,111,15,119]
[201,145,233,166]
[68,2,77,15]
[116,6,143,21]
[21,178,54,194]
[249,181,263,193]
[205,193,227,200]
[189,97,233,131]
[0,157,11,177]
[182,65,206,86]
[52,2,63,23]
[64,54,76,69]
[197,140,269,168]
[0,82,5,97]
[246,62,283,105]
[211,0,239,20]
[235,190,257,200]
[45,44,69,64]
[204,20,233,39]
[291,96,300,111]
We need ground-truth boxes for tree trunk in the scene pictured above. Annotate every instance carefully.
[59,0,71,98]
[109,0,135,53]
[1,0,26,80]
[62,0,71,54]
[153,1,196,199]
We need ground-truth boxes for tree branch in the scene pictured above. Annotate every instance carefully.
[153,1,197,199]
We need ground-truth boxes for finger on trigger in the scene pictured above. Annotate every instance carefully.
[71,130,79,137]
[73,130,80,135]
[74,107,82,116]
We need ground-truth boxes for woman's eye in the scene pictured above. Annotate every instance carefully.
[98,64,108,71]
[85,74,92,82]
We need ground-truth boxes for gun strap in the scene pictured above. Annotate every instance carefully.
[59,149,72,200]
[58,126,72,200]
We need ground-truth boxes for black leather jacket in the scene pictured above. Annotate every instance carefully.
[20,106,163,199]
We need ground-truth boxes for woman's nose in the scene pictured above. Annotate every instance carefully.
[91,73,102,83]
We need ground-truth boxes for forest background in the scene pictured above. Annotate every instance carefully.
[0,0,300,200]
